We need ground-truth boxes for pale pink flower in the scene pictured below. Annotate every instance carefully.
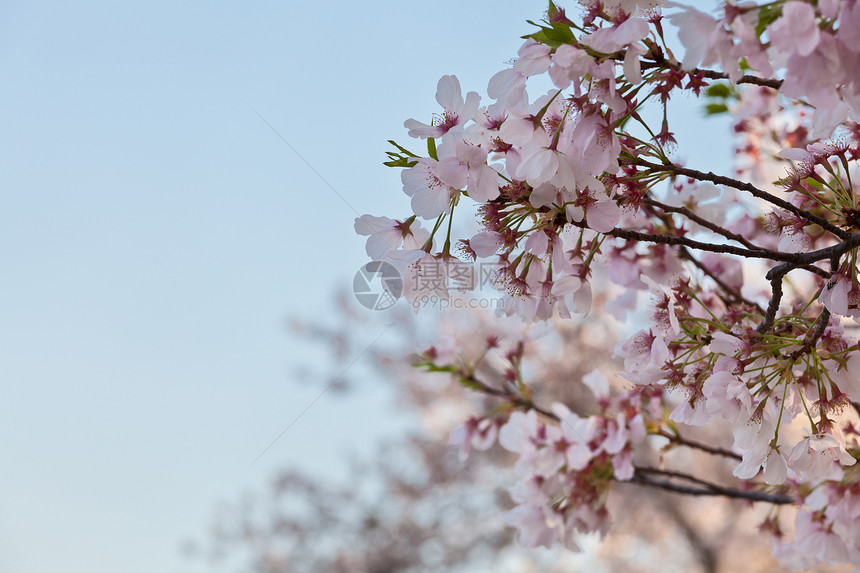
[582,369,609,399]
[789,429,856,482]
[702,367,752,424]
[487,68,526,108]
[453,140,501,202]
[581,18,650,54]
[708,332,744,356]
[586,199,622,233]
[501,504,558,549]
[820,0,840,19]
[354,214,430,259]
[401,157,467,219]
[670,394,709,426]
[819,272,852,316]
[549,44,593,92]
[499,410,541,457]
[763,448,788,485]
[450,416,498,461]
[615,329,669,385]
[841,1,860,48]
[512,39,552,76]
[768,2,820,58]
[404,75,480,139]
[670,6,722,70]
[469,231,504,257]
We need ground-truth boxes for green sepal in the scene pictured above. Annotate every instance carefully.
[427,137,438,161]
[755,4,783,36]
[705,83,732,98]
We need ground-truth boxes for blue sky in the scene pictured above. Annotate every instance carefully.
[0,2,731,572]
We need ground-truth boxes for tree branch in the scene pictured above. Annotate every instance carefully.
[645,196,764,251]
[631,468,792,505]
[633,158,850,240]
[695,69,783,90]
[458,372,559,421]
[757,262,790,333]
[637,52,783,90]
[656,429,742,461]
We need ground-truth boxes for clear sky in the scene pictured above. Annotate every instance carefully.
[0,2,731,572]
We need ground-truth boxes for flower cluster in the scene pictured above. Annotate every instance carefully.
[497,372,656,550]
[359,1,860,568]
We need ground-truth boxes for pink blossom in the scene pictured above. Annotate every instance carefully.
[404,75,480,139]
[768,2,820,58]
[354,214,429,259]
[669,6,721,70]
[580,18,650,54]
[450,416,498,461]
[819,272,853,316]
[401,157,467,219]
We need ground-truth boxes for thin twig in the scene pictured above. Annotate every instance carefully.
[637,52,783,90]
[460,372,559,421]
[631,469,792,504]
[656,429,742,461]
[696,69,783,90]
[645,197,765,251]
[633,158,850,240]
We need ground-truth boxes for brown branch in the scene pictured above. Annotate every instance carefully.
[760,256,836,337]
[458,372,559,421]
[576,218,849,264]
[632,468,792,505]
[569,218,783,261]
[757,262,790,333]
[639,202,766,312]
[800,264,832,279]
[633,158,850,240]
[635,51,783,90]
[696,69,783,90]
[645,197,765,251]
[656,429,742,461]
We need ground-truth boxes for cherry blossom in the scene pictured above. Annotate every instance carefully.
[359,2,860,568]
[404,75,480,140]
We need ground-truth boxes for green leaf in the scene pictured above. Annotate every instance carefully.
[704,103,729,115]
[522,16,575,49]
[387,139,419,157]
[383,156,418,168]
[383,140,420,168]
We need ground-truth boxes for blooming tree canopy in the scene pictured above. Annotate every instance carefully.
[357,1,860,569]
